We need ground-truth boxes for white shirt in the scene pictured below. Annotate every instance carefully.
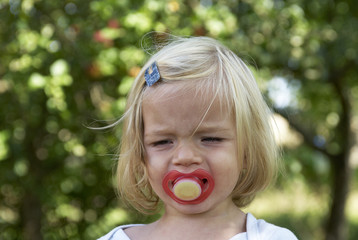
[97,213,298,240]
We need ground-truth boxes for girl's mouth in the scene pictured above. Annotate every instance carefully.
[162,169,215,205]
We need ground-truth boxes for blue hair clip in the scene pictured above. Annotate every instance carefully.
[145,62,161,86]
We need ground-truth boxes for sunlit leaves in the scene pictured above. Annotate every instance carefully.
[124,12,152,33]
[17,29,40,52]
[56,203,83,222]
[0,79,11,94]
[9,54,33,72]
[99,27,123,40]
[25,59,73,111]
[118,76,134,95]
[95,48,120,76]
[0,131,10,161]
[195,4,237,37]
[0,184,21,223]
[64,138,87,157]
[13,159,28,176]
[29,73,46,89]
[90,1,115,19]
[120,47,146,67]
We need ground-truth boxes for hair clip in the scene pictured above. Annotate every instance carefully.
[144,62,161,86]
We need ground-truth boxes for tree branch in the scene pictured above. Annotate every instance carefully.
[327,59,355,161]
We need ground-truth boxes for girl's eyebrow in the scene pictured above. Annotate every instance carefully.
[194,127,233,134]
[193,123,234,133]
[144,128,174,136]
[144,127,232,138]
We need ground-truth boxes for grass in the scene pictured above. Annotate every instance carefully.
[244,178,358,240]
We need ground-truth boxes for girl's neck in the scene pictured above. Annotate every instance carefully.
[156,201,246,231]
[125,202,246,240]
[163,205,244,224]
[145,204,246,240]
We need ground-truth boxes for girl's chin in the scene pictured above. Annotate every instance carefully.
[165,200,214,215]
[164,196,236,216]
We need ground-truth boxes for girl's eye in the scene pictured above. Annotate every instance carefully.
[153,140,172,146]
[202,137,223,142]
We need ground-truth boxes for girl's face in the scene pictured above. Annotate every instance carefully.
[142,83,241,215]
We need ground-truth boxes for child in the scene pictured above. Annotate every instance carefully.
[98,36,298,240]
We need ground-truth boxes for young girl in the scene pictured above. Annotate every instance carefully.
[98,36,298,240]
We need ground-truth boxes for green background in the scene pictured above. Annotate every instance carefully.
[0,0,357,239]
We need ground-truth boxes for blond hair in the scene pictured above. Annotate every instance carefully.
[115,36,279,213]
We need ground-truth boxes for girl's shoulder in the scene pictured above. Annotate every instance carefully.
[97,214,298,240]
[246,213,298,240]
[97,224,145,240]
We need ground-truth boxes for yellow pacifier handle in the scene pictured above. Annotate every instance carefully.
[173,179,201,201]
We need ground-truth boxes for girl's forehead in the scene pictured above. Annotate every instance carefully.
[142,81,234,127]
[142,82,235,136]
[142,81,216,106]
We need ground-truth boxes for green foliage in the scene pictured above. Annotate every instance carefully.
[0,0,357,239]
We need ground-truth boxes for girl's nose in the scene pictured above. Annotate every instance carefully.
[172,142,202,167]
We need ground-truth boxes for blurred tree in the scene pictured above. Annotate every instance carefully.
[0,0,357,240]
[225,1,358,240]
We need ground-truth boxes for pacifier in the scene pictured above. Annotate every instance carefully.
[162,169,215,204]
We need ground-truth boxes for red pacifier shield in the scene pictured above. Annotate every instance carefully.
[162,169,215,204]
